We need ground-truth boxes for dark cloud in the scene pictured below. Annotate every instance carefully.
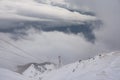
[0,0,99,42]
[0,20,101,43]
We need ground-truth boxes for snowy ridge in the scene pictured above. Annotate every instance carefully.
[0,51,120,80]
[23,51,120,80]
[22,62,56,80]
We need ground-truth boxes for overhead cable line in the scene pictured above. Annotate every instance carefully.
[0,39,42,61]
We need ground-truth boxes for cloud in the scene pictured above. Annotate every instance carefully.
[64,0,120,51]
[0,0,120,71]
[0,0,99,42]
[90,0,120,51]
[0,0,96,28]
[0,28,106,71]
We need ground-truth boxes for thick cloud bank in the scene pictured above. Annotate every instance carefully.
[0,0,99,42]
[0,29,105,71]
[0,0,96,28]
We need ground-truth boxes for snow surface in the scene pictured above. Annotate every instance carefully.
[23,62,56,80]
[0,51,120,80]
[23,52,120,80]
[0,68,29,80]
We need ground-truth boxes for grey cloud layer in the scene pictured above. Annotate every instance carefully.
[66,0,120,51]
[0,0,99,42]
[0,0,96,28]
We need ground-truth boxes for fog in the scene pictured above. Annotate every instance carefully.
[0,0,120,71]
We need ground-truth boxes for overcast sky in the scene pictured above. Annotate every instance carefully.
[0,0,120,71]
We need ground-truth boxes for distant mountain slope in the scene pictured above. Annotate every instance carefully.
[0,68,29,80]
[22,52,120,80]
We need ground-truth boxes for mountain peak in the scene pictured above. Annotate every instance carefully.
[22,62,56,80]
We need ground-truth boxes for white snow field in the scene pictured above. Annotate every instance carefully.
[22,51,120,80]
[0,51,120,80]
[0,68,29,80]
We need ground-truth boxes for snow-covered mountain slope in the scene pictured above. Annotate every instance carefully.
[0,68,29,80]
[22,62,56,80]
[22,52,120,80]
[0,52,119,80]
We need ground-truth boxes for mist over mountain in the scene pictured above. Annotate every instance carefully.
[0,0,120,78]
